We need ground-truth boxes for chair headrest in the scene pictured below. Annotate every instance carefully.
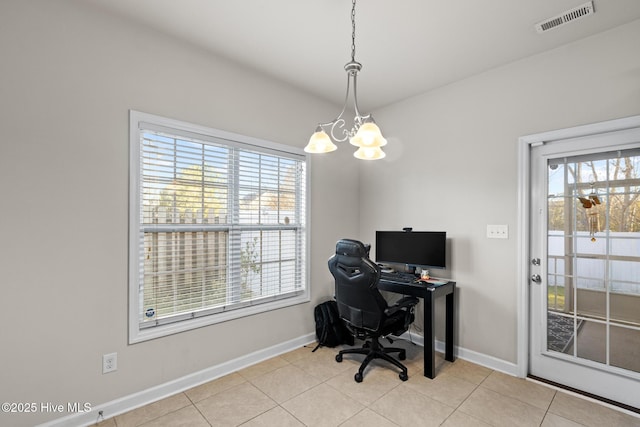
[335,239,370,258]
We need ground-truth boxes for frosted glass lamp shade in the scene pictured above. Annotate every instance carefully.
[349,122,387,148]
[304,129,337,154]
[353,146,386,160]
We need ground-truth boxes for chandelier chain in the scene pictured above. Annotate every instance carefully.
[351,0,357,62]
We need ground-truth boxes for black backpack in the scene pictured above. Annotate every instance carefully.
[312,300,354,352]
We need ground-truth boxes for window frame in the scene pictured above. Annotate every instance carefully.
[128,110,310,343]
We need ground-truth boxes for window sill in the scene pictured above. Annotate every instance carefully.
[128,290,310,344]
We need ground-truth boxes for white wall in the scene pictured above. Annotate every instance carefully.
[0,1,358,425]
[358,19,640,363]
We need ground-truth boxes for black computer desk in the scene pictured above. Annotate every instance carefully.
[378,279,455,379]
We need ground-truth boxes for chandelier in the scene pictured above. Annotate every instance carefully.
[304,0,387,160]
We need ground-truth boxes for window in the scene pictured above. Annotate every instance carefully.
[129,111,308,342]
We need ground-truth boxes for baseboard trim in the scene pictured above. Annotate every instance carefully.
[397,331,519,377]
[38,331,519,426]
[36,333,316,427]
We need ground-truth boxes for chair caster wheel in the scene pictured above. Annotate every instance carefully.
[335,354,343,363]
[354,372,363,383]
[399,351,406,360]
[399,372,408,381]
[363,342,370,349]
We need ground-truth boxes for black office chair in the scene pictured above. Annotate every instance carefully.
[328,239,419,382]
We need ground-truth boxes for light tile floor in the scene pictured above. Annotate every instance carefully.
[95,340,640,427]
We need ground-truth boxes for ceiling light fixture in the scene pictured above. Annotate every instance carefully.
[304,0,386,161]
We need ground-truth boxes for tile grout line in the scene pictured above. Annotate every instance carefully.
[477,372,548,426]
[183,390,214,427]
[127,392,195,427]
[539,389,558,427]
[439,369,487,426]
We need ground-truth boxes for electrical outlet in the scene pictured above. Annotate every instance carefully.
[102,353,117,374]
[487,224,509,239]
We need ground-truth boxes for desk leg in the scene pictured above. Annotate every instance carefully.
[424,293,435,379]
[445,286,455,362]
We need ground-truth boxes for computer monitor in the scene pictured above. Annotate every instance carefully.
[375,231,446,271]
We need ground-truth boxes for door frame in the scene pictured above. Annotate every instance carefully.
[516,114,640,379]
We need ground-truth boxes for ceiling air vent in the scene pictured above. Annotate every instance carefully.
[535,1,595,33]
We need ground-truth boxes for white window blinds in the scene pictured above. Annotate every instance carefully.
[129,111,308,342]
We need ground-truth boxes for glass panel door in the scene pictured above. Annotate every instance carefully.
[527,120,640,409]
[546,150,640,374]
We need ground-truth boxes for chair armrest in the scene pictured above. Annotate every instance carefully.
[385,296,419,316]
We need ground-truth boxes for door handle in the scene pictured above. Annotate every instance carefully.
[531,274,542,284]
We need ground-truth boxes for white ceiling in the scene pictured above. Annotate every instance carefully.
[82,0,640,110]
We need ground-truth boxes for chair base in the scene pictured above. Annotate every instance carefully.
[335,336,409,382]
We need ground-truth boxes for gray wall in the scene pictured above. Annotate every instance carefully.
[358,19,640,362]
[0,1,358,425]
[1,0,639,425]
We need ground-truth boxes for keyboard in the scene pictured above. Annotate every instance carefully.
[380,271,417,284]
